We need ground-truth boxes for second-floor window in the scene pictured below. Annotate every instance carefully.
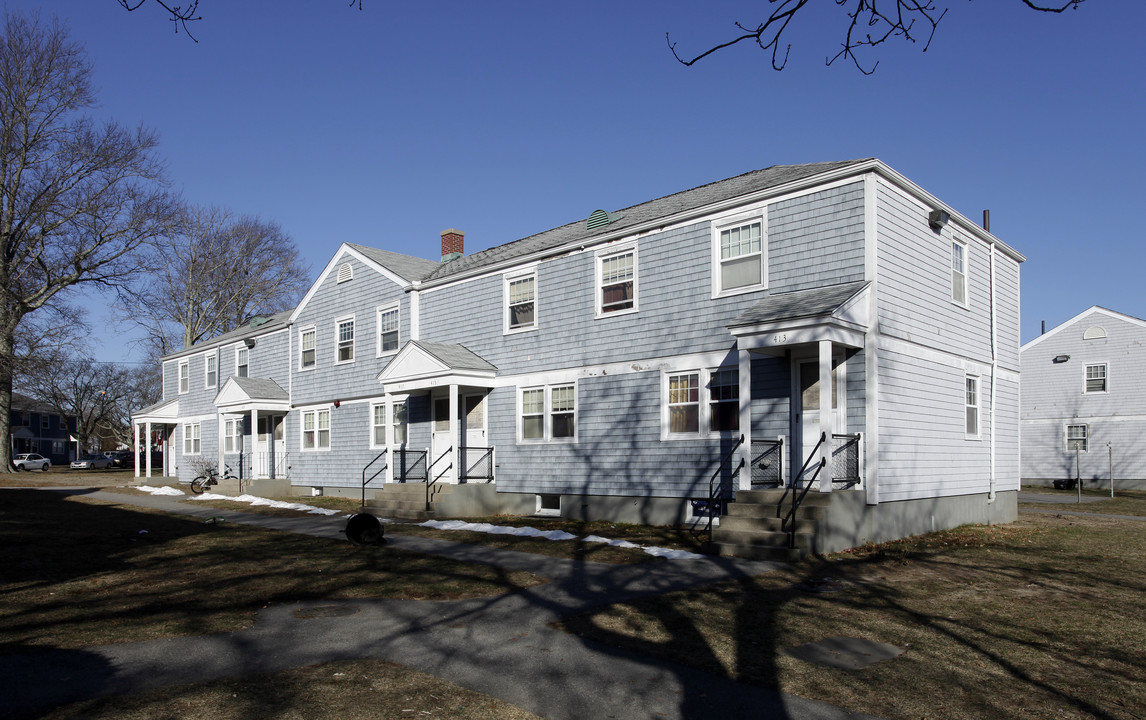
[1085,363,1107,393]
[377,306,399,355]
[236,347,249,378]
[41,414,50,430]
[205,353,217,388]
[178,360,189,394]
[716,219,765,294]
[952,239,968,306]
[300,327,316,369]
[336,317,355,364]
[506,272,536,332]
[597,248,636,316]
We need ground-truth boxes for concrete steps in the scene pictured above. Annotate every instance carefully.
[710,488,831,561]
[364,482,452,520]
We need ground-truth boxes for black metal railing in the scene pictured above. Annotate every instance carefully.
[426,446,452,510]
[831,433,862,489]
[750,438,784,488]
[459,446,494,483]
[696,435,745,544]
[360,451,387,509]
[393,448,428,483]
[781,432,827,549]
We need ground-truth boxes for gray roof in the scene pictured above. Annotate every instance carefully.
[227,376,289,401]
[348,243,441,282]
[410,340,498,373]
[422,160,871,283]
[729,281,869,328]
[164,310,294,362]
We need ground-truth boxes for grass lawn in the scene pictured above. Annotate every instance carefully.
[1021,486,1146,517]
[566,508,1146,720]
[0,489,544,651]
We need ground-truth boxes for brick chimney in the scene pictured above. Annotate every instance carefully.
[441,229,464,262]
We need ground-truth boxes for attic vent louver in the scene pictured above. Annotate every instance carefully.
[1083,326,1107,340]
[337,263,353,283]
[249,317,268,328]
[586,209,621,231]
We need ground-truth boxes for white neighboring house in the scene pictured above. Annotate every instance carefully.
[1020,307,1146,490]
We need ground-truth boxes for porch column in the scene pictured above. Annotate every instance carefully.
[738,347,753,491]
[448,384,460,485]
[145,422,153,478]
[133,422,141,479]
[250,408,259,480]
[384,393,394,485]
[817,339,833,493]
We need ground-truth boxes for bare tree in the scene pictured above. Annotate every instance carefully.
[115,0,201,40]
[126,205,310,355]
[0,10,180,471]
[668,0,1088,74]
[19,356,135,454]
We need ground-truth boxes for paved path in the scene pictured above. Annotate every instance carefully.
[2,488,881,720]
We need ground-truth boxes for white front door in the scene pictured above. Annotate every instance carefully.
[431,397,452,480]
[795,356,845,479]
[462,393,487,477]
[255,416,284,478]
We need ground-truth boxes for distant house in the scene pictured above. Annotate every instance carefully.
[134,159,1023,554]
[1020,307,1146,490]
[9,393,77,466]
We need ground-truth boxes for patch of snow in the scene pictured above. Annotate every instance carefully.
[134,486,184,496]
[420,520,703,560]
[185,492,340,515]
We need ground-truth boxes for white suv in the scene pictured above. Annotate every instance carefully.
[13,453,51,471]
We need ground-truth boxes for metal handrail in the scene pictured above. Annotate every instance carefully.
[459,446,495,483]
[361,450,387,509]
[703,434,745,544]
[426,446,452,510]
[782,431,827,549]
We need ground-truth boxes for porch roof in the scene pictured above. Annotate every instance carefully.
[214,376,290,413]
[378,340,498,394]
[132,398,179,424]
[728,281,870,351]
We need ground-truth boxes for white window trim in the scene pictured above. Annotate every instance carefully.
[223,417,243,454]
[334,314,355,365]
[711,210,767,298]
[965,374,981,440]
[660,367,740,441]
[1083,362,1108,394]
[951,237,970,309]
[1065,423,1089,453]
[503,267,539,335]
[300,406,332,452]
[376,304,400,357]
[234,345,250,378]
[178,360,189,395]
[204,351,217,389]
[183,422,201,455]
[517,383,577,444]
[594,243,638,319]
[298,325,317,371]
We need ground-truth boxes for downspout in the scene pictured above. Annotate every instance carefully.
[988,232,998,505]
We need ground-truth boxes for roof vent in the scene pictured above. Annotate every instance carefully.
[586,209,621,230]
[337,263,353,283]
[1083,326,1107,340]
[249,317,268,328]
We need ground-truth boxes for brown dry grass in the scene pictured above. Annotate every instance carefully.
[1021,486,1146,516]
[41,658,540,720]
[0,489,544,651]
[567,511,1146,720]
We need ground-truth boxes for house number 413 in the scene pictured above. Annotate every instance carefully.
[772,333,788,344]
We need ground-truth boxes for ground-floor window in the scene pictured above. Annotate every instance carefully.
[183,422,201,455]
[371,400,408,448]
[519,384,576,442]
[664,367,739,439]
[965,375,980,439]
[302,408,331,450]
[224,418,243,453]
[1065,423,1088,452]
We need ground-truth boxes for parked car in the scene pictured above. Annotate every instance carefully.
[104,450,134,468]
[13,453,51,471]
[71,455,112,470]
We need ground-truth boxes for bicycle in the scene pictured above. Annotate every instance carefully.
[191,464,237,494]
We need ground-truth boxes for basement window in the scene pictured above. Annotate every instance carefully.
[535,494,561,517]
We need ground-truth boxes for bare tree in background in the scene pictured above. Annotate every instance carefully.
[0,11,179,472]
[126,205,310,355]
[668,0,1088,74]
[19,356,135,454]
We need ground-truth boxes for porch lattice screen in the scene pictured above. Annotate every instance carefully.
[394,448,428,482]
[831,433,862,489]
[459,446,494,483]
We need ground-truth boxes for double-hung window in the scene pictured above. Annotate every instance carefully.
[715,217,765,294]
[178,360,189,394]
[505,271,537,332]
[302,408,331,450]
[1066,424,1089,452]
[965,375,980,438]
[664,368,740,438]
[335,316,355,363]
[205,353,217,388]
[952,239,968,306]
[224,418,242,454]
[183,422,201,455]
[236,347,249,378]
[520,384,576,442]
[597,248,636,316]
[1085,363,1107,393]
[370,401,407,447]
[299,327,316,369]
[377,306,399,355]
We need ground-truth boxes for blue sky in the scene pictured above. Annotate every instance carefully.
[7,1,1142,361]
